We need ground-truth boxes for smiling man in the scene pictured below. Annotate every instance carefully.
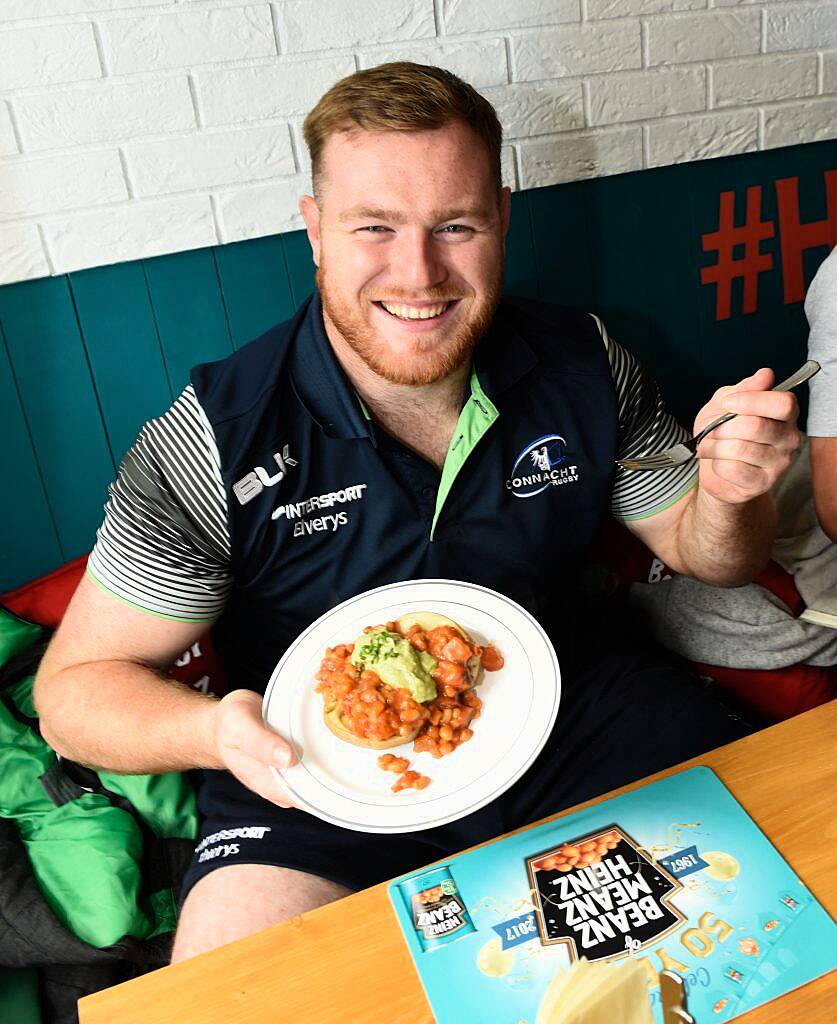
[34,64,800,962]
[305,127,503,389]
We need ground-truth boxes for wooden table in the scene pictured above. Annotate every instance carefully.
[79,701,837,1024]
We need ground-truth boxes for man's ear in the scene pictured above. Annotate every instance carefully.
[299,194,321,267]
[500,186,512,237]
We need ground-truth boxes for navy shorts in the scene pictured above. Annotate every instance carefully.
[180,637,751,901]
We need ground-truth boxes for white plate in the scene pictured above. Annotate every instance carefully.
[262,579,560,834]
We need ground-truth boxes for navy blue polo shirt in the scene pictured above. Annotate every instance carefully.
[90,292,734,898]
[183,293,616,694]
[88,291,698,687]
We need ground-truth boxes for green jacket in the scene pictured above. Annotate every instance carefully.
[0,604,198,964]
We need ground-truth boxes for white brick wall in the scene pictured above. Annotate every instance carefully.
[128,124,295,195]
[0,149,127,218]
[519,125,644,187]
[44,195,217,273]
[646,10,761,65]
[762,97,837,149]
[514,22,643,80]
[197,56,355,126]
[646,109,758,166]
[483,82,585,137]
[443,0,580,35]
[99,7,277,75]
[0,0,835,283]
[0,222,50,280]
[712,53,818,107]
[357,37,508,88]
[0,103,19,156]
[587,66,706,126]
[588,1,703,17]
[0,23,101,90]
[278,0,435,52]
[15,78,197,150]
[764,3,837,53]
[824,51,837,94]
[215,174,308,241]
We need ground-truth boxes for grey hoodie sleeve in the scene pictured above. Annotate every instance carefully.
[629,574,837,670]
[805,246,837,438]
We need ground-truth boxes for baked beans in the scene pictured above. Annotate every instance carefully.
[391,769,432,793]
[532,831,621,872]
[378,754,410,774]
[414,885,445,905]
[315,620,504,762]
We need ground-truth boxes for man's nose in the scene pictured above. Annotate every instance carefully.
[397,228,447,291]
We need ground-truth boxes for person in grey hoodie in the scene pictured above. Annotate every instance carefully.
[630,247,837,671]
[806,246,837,543]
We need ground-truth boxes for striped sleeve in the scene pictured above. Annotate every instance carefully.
[593,317,699,521]
[87,385,232,622]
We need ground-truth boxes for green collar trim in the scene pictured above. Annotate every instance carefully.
[430,368,499,540]
[354,391,372,421]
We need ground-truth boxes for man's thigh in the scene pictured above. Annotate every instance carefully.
[499,643,752,830]
[170,863,352,963]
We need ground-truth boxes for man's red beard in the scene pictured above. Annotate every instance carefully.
[316,261,503,386]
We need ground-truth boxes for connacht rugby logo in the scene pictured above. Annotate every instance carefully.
[506,433,578,498]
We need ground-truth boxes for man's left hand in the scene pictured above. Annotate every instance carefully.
[694,367,800,505]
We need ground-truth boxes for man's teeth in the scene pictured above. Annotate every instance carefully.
[379,301,451,320]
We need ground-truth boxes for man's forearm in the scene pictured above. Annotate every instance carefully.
[36,661,223,774]
[673,488,777,587]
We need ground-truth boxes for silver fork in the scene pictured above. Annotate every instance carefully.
[617,359,821,472]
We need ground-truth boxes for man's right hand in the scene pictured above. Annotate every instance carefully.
[213,689,302,809]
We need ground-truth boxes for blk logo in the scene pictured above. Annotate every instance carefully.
[233,445,298,505]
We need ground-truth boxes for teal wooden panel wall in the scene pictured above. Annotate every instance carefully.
[0,277,115,568]
[0,322,64,585]
[214,235,296,347]
[1,138,835,592]
[70,261,173,462]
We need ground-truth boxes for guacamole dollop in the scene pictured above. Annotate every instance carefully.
[350,627,438,703]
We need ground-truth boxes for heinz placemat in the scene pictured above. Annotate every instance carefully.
[388,767,836,1023]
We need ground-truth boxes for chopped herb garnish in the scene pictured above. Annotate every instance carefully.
[357,630,402,663]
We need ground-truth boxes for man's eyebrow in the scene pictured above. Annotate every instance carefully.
[338,206,492,224]
[433,207,492,222]
[338,206,405,223]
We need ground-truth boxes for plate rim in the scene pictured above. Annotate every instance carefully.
[262,578,561,833]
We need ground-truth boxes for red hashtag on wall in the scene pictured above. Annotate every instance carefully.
[701,186,775,321]
[775,170,837,305]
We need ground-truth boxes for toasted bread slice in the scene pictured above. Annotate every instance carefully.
[323,702,419,749]
[321,611,481,750]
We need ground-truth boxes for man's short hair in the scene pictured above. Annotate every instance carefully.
[302,62,503,200]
